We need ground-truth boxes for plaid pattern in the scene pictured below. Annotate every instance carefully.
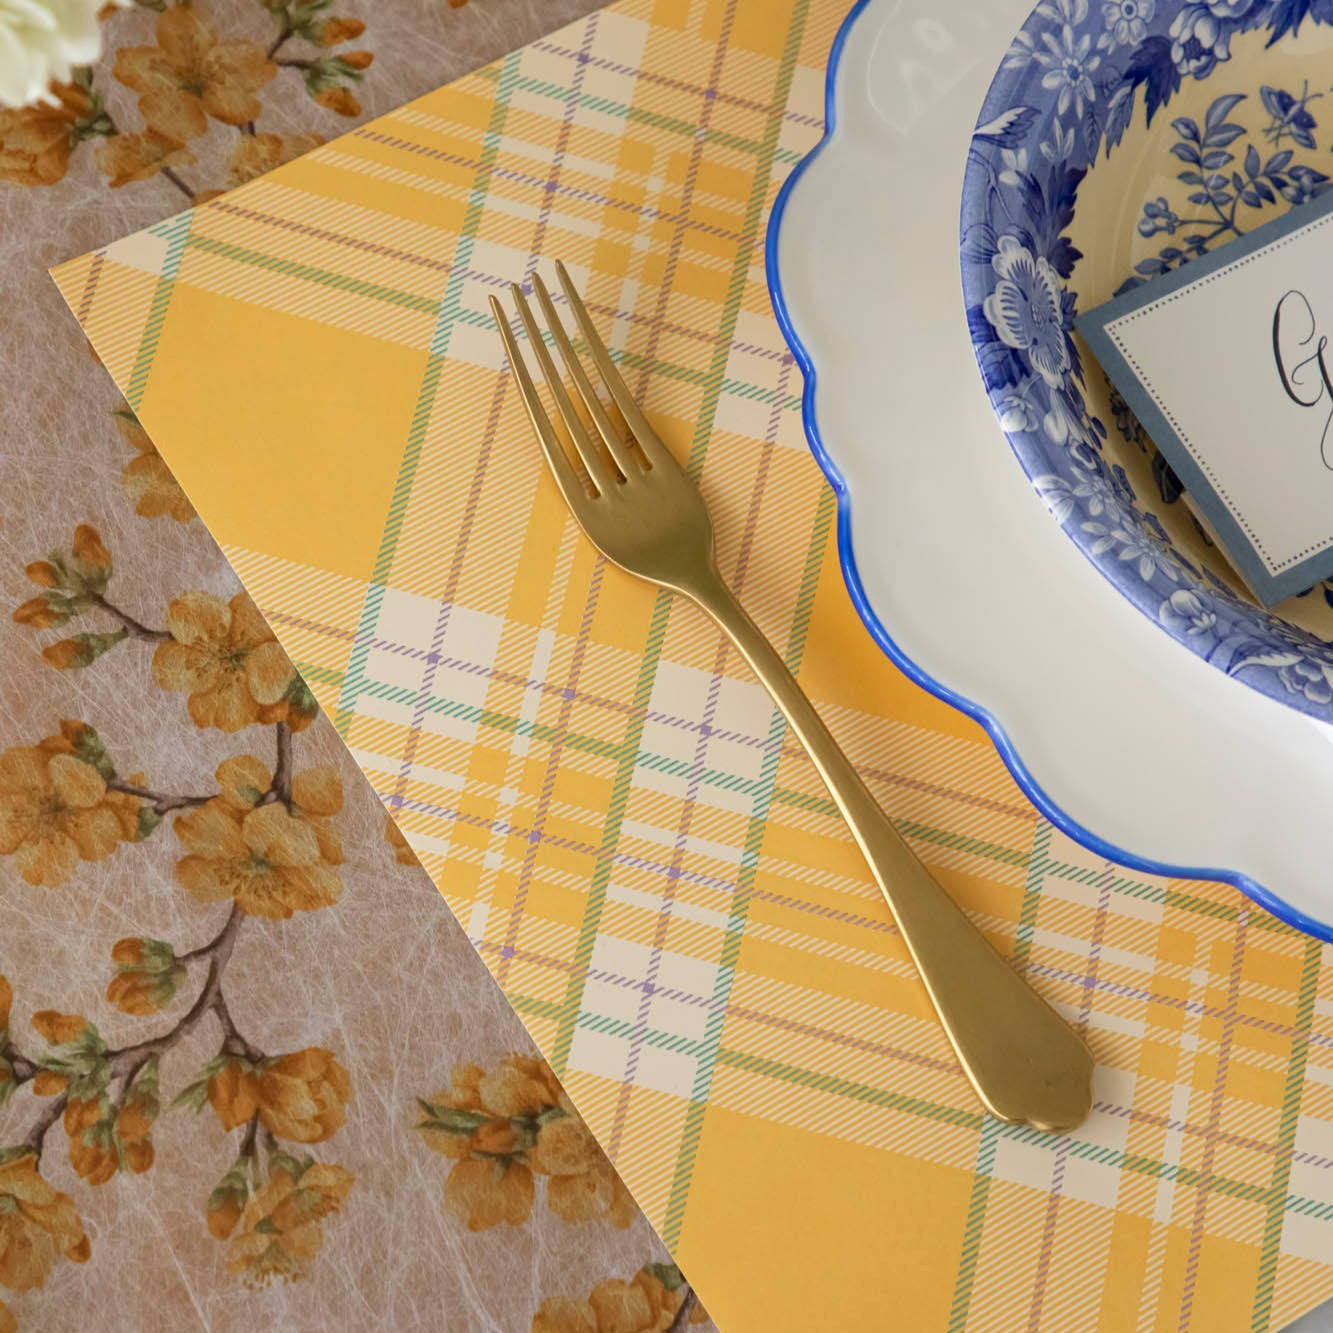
[51,0,1333,1328]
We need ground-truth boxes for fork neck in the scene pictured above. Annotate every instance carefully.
[681,562,846,757]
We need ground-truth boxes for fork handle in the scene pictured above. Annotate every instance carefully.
[686,566,1093,1133]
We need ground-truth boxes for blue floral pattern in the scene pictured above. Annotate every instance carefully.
[1127,93,1329,287]
[963,0,1333,721]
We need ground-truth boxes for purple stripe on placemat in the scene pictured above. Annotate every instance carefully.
[354,129,747,246]
[383,787,899,932]
[277,602,1038,820]
[382,337,507,813]
[494,11,605,990]
[1094,1101,1333,1174]
[608,645,729,1153]
[1028,863,1112,1329]
[1178,905,1252,1327]
[195,196,794,364]
[478,937,963,1078]
[564,0,740,1128]
[532,39,825,129]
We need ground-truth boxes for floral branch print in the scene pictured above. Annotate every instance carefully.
[0,721,145,886]
[412,1045,709,1326]
[416,1054,637,1233]
[152,592,318,732]
[274,48,372,119]
[1,944,355,1295]
[0,719,356,1318]
[103,777,211,817]
[89,594,170,643]
[0,1137,89,1333]
[0,0,386,202]
[532,1263,712,1333]
[0,69,113,188]
[12,518,318,734]
[3,516,351,1324]
[12,524,159,672]
[1129,91,1331,289]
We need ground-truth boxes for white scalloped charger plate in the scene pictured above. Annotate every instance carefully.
[767,0,1333,939]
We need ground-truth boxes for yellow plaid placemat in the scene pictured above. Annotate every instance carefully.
[50,0,1333,1327]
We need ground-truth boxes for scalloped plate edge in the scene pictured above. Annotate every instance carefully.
[763,0,1333,942]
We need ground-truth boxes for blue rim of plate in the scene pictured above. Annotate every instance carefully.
[763,0,1333,943]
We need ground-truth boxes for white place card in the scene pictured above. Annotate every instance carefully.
[1079,190,1333,606]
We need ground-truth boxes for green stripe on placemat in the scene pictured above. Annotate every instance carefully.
[510,73,766,157]
[715,1046,987,1131]
[655,4,818,1246]
[184,233,440,314]
[549,589,673,1076]
[662,491,831,1255]
[1251,934,1323,1331]
[333,48,520,738]
[948,820,1050,1331]
[125,212,194,411]
[948,1116,1003,1333]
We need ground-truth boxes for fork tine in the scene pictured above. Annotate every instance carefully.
[532,274,641,480]
[509,283,619,496]
[491,295,587,509]
[554,261,673,470]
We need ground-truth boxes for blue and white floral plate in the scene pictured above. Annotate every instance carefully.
[768,0,1333,938]
[964,0,1333,721]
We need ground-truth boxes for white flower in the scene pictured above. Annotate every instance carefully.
[1040,122,1076,164]
[1035,24,1101,119]
[1069,468,1122,517]
[1275,654,1333,706]
[1083,516,1181,583]
[1099,0,1156,50]
[1159,589,1217,636]
[1168,4,1232,78]
[1033,474,1077,523]
[1009,1,1092,71]
[0,1,123,109]
[1003,29,1038,71]
[1036,0,1090,24]
[998,146,1029,187]
[983,236,1072,388]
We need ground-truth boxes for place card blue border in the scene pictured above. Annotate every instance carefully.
[1076,190,1333,607]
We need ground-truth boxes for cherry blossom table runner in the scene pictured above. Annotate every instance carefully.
[38,0,1333,1330]
[0,4,715,1333]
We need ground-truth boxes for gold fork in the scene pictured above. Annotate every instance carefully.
[492,263,1094,1134]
